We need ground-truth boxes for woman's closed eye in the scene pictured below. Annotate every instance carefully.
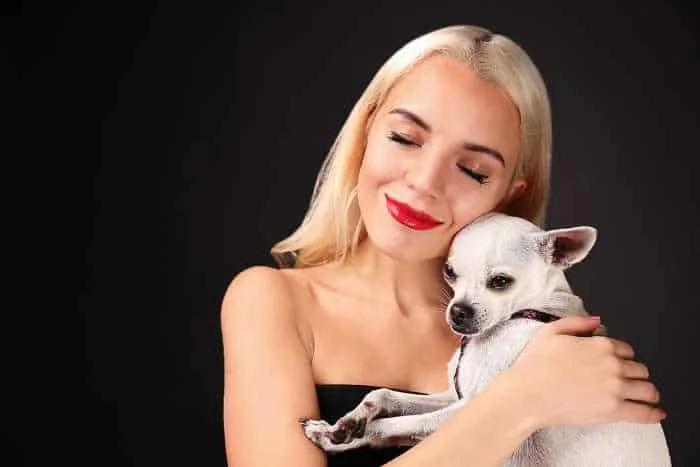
[387,131,418,146]
[458,164,488,184]
[387,131,489,184]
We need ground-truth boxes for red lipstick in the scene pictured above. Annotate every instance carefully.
[385,194,443,230]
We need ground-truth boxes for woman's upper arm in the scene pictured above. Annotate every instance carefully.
[221,266,325,466]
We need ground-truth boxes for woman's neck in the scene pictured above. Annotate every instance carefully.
[336,239,450,315]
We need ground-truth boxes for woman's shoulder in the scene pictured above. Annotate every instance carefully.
[221,265,323,354]
[222,266,296,322]
[222,265,320,308]
[224,265,291,295]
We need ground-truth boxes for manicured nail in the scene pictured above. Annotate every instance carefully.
[659,410,667,420]
[590,316,601,321]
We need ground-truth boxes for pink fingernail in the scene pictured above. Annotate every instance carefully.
[590,316,601,321]
[659,410,667,420]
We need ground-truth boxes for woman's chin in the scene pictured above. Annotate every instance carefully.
[367,228,446,263]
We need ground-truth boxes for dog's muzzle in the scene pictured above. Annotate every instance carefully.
[448,303,476,334]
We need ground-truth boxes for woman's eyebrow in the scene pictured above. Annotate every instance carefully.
[388,107,506,167]
[389,107,432,131]
[463,143,505,168]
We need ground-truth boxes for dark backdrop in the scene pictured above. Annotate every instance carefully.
[12,1,700,466]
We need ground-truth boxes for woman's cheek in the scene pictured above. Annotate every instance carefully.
[361,146,405,187]
[450,195,498,230]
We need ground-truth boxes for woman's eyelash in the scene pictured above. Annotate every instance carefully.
[458,165,489,184]
[387,131,417,146]
[388,131,488,184]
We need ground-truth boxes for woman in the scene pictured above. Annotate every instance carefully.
[221,25,664,466]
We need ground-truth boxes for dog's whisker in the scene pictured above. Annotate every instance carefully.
[438,286,453,308]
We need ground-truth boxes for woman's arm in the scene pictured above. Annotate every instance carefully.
[383,369,538,467]
[221,266,326,466]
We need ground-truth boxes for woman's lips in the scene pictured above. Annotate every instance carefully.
[385,194,443,230]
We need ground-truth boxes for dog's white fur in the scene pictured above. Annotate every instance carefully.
[303,213,671,466]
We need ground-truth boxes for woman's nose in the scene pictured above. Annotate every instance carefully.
[405,151,446,198]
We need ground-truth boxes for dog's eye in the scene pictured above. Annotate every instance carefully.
[443,263,457,283]
[487,274,514,290]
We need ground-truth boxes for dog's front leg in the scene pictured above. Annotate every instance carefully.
[303,389,456,452]
[363,399,467,448]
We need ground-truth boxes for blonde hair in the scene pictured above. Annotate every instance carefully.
[271,25,552,268]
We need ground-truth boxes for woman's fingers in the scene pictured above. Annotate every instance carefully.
[623,379,660,405]
[614,399,666,424]
[622,359,650,380]
[604,337,635,359]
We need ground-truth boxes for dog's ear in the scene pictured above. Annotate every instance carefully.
[532,226,598,268]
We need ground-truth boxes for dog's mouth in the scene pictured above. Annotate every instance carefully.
[449,320,499,338]
[449,320,480,336]
[448,307,562,336]
[447,303,481,336]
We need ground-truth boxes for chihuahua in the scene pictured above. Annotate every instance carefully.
[303,213,671,466]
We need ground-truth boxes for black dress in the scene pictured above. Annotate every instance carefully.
[315,384,416,466]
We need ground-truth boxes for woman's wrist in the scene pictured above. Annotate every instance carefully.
[484,368,543,436]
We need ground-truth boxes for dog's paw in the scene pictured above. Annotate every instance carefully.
[331,392,389,437]
[333,414,368,442]
[301,419,334,449]
[301,418,367,453]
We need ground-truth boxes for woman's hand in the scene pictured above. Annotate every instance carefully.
[506,315,665,429]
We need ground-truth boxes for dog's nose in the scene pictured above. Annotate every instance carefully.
[449,303,475,328]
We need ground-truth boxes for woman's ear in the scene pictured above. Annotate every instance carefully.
[507,179,528,202]
[494,179,528,215]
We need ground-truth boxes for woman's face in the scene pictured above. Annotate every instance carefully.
[357,54,526,261]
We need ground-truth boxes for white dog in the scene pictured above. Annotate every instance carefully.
[303,213,671,466]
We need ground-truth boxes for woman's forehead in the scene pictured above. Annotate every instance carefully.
[377,55,522,160]
[384,56,516,121]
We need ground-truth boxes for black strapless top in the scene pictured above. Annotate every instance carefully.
[315,384,419,466]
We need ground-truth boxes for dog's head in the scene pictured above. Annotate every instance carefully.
[443,213,597,336]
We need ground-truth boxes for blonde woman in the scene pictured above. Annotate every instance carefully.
[221,25,664,466]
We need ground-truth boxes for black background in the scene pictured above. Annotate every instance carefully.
[11,1,700,466]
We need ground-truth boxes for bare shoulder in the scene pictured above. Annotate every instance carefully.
[222,264,316,304]
[220,265,314,375]
[221,265,314,344]
[223,265,293,305]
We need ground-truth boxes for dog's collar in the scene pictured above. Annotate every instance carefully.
[453,337,468,400]
[510,309,561,323]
